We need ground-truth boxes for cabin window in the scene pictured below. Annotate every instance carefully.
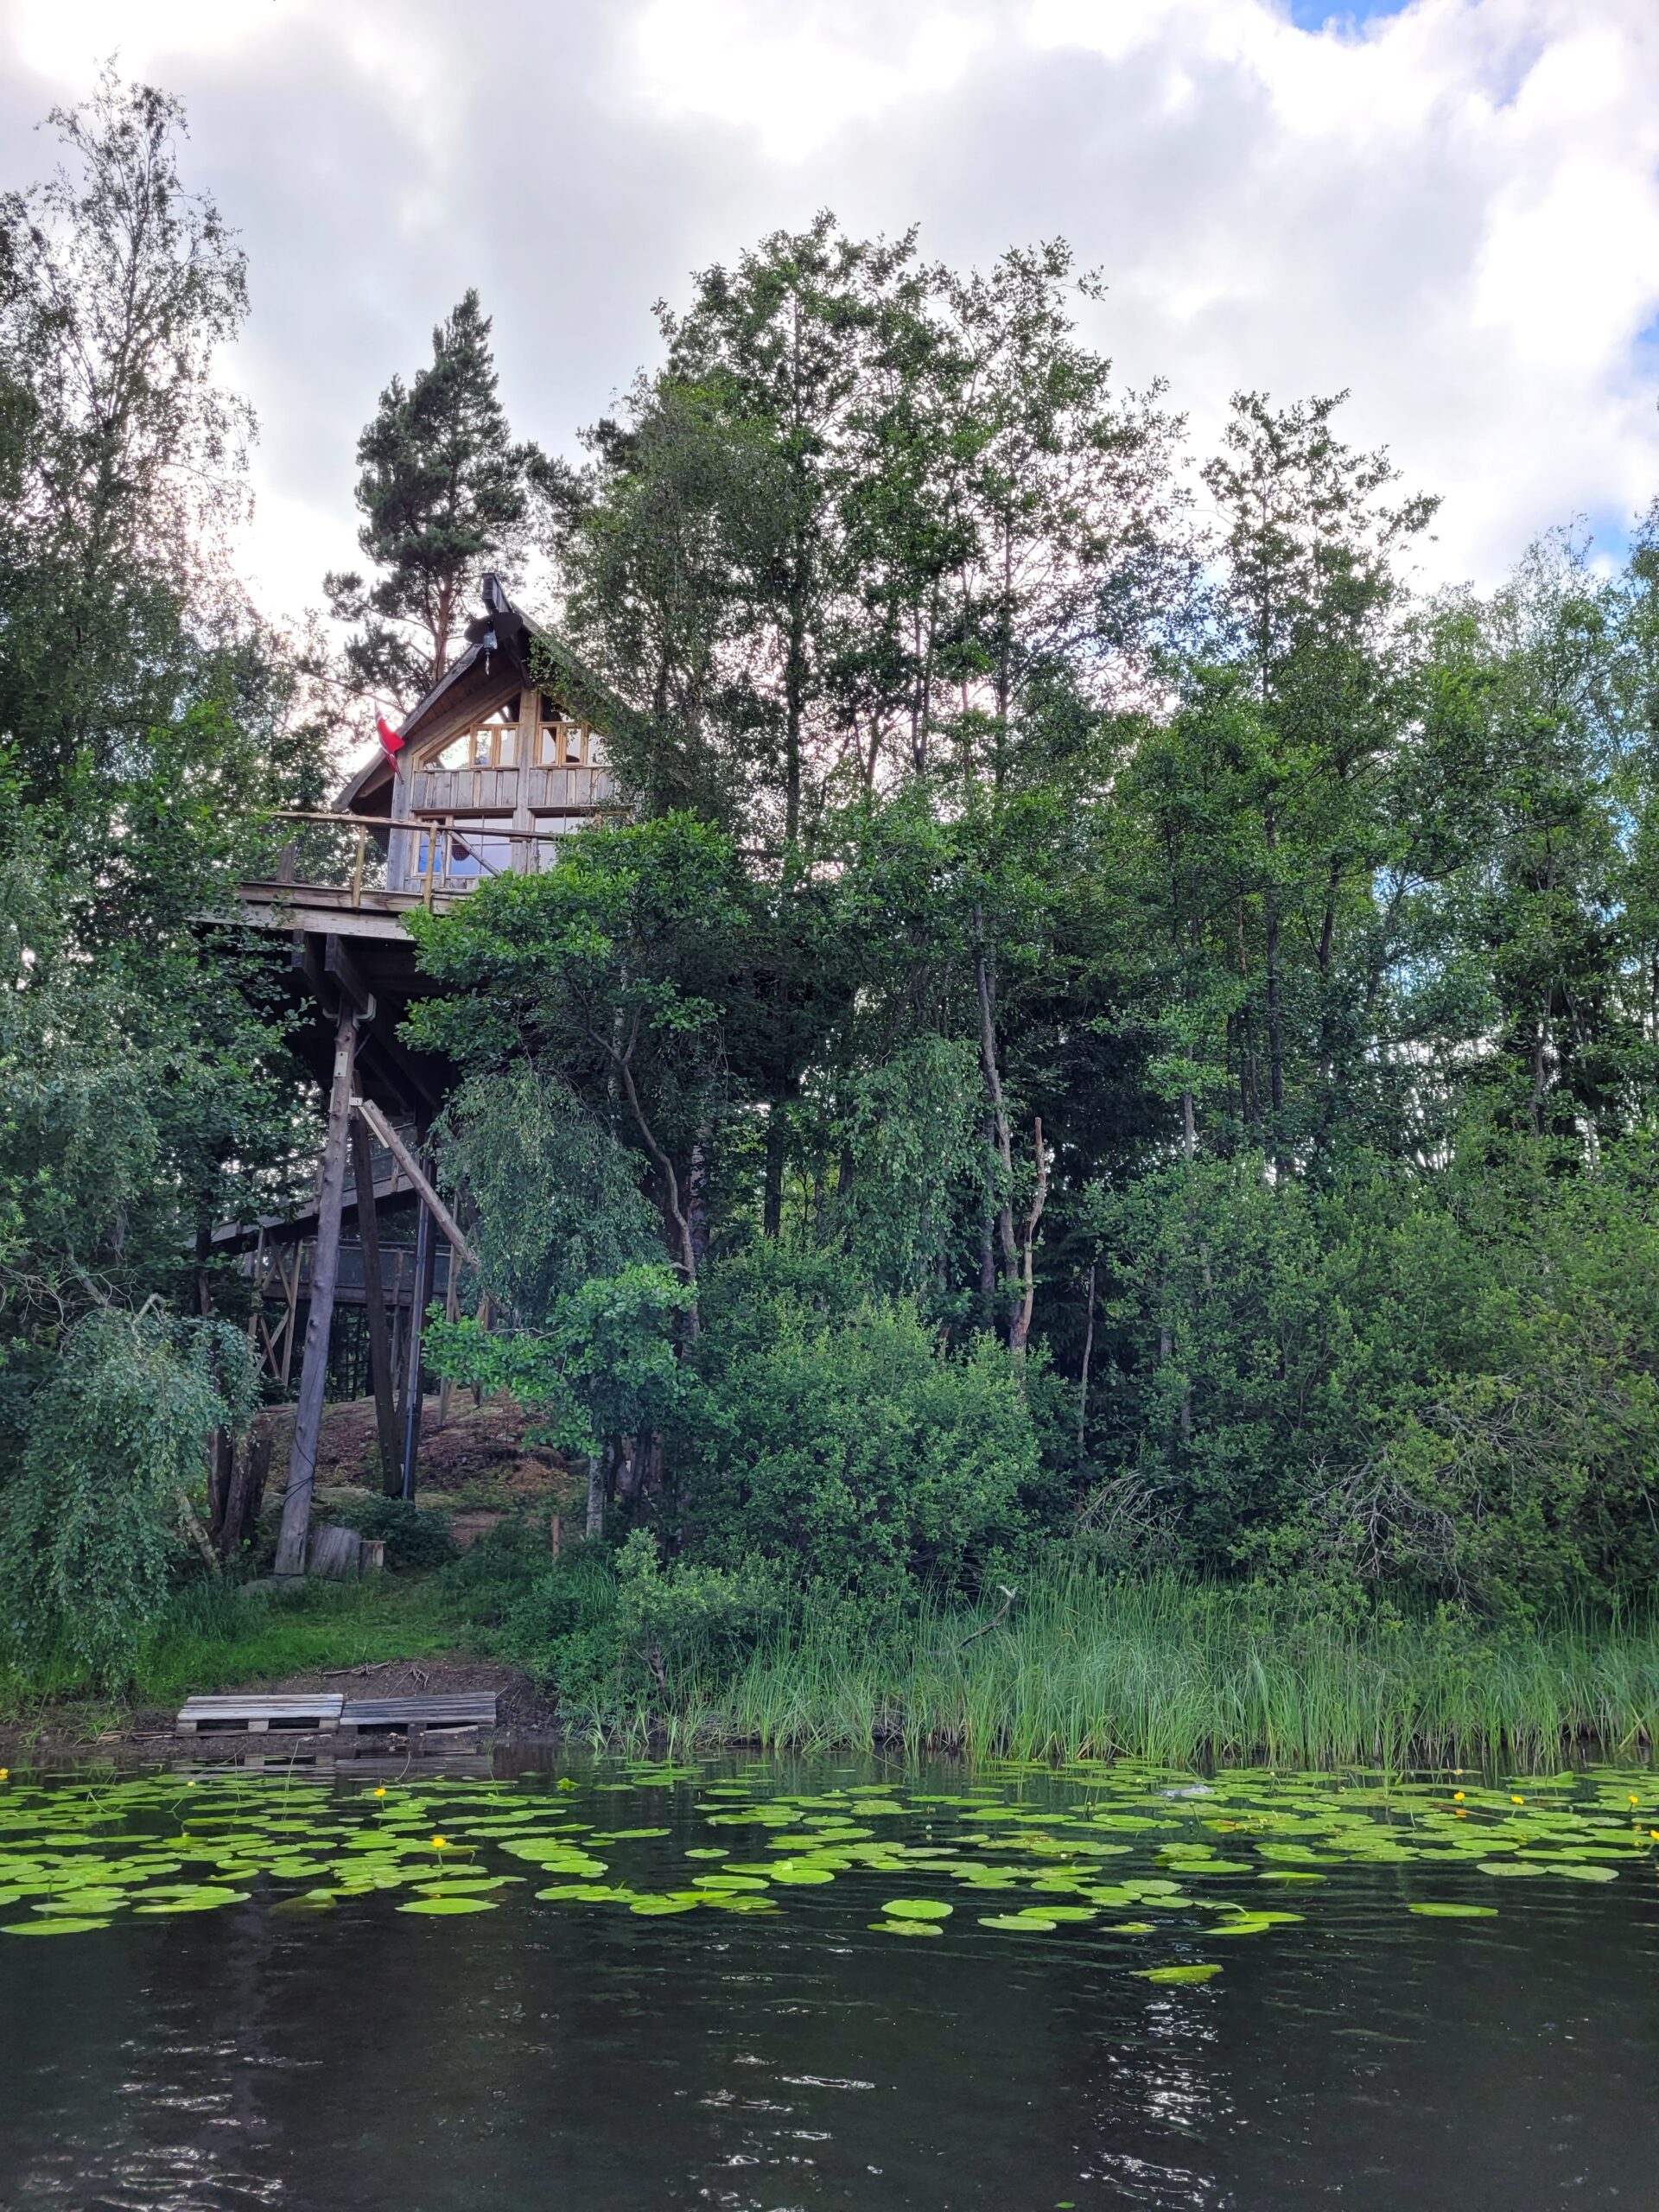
[536,721,590,767]
[427,696,522,772]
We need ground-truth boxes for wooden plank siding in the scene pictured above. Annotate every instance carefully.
[410,765,617,813]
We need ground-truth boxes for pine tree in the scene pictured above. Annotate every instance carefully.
[326,289,545,709]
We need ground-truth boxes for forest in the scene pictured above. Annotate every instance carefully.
[4,75,1659,1754]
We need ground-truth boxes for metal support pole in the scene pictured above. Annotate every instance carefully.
[275,1006,359,1577]
[399,1193,437,1502]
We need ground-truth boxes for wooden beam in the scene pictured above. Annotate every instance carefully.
[274,1007,359,1577]
[353,1097,479,1269]
[351,1114,404,1499]
[324,931,378,1018]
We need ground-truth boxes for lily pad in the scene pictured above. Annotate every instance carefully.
[3,1916,110,1935]
[398,1896,499,1915]
[133,1887,250,1914]
[1408,1902,1497,1917]
[1135,1962,1222,1984]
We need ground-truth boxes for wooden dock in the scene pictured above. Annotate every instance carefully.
[175,1689,496,1746]
[337,1692,497,1749]
[177,1693,344,1735]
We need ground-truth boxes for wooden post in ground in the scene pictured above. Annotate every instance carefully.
[399,1188,438,1501]
[351,1114,403,1497]
[275,1007,359,1577]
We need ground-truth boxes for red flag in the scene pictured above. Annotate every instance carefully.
[376,714,404,758]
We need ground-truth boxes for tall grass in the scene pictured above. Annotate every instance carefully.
[563,1567,1659,1769]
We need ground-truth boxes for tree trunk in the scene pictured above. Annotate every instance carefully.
[1077,1261,1096,1456]
[1008,1117,1048,1361]
[1263,801,1285,1122]
[972,903,1020,1337]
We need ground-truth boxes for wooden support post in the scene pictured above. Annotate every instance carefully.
[275,1007,359,1577]
[399,1191,438,1502]
[351,1114,403,1498]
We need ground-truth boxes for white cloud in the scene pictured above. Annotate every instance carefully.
[9,0,308,83]
[629,0,995,160]
[0,0,1654,624]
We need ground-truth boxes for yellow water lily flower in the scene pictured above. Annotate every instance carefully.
[431,1836,447,1851]
[1510,1796,1524,1806]
[1453,1791,1465,1802]
[372,1788,387,1799]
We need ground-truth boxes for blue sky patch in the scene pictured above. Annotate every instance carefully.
[1287,0,1415,29]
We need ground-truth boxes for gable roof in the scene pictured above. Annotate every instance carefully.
[336,575,625,814]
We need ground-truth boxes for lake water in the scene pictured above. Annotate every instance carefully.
[1,1751,1656,2210]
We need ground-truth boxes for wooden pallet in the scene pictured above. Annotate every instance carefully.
[177,1693,345,1736]
[337,1692,497,1742]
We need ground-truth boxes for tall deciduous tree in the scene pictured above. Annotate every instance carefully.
[0,69,252,800]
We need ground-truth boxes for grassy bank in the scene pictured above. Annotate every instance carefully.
[6,1560,1659,1770]
[513,1567,1659,1770]
[0,1577,471,1732]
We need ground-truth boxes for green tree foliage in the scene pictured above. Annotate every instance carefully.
[422,296,1659,1623]
[326,289,548,709]
[683,1245,1037,1599]
[0,1306,257,1683]
[407,813,757,1303]
[0,81,320,1585]
[435,1065,662,1322]
[0,71,254,800]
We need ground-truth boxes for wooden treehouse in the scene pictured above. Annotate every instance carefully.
[226,577,619,1576]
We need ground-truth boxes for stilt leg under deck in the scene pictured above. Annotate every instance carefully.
[352,1114,403,1497]
[275,1007,359,1577]
[399,1188,438,1501]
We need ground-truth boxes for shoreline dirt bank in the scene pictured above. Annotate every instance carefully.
[0,1656,562,1768]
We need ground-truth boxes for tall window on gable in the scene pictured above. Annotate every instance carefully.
[431,696,522,771]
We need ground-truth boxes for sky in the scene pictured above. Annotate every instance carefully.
[2,0,1656,627]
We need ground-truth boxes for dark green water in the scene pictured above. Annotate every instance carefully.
[1,1752,1656,2209]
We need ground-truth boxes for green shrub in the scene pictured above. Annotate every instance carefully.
[680,1246,1038,1599]
[485,1529,785,1711]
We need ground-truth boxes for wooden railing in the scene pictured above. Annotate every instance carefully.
[256,809,620,910]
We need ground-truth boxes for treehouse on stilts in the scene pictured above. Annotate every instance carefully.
[222,576,620,1577]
